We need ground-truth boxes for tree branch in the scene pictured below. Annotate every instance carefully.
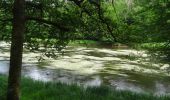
[69,0,92,16]
[26,16,70,31]
[69,0,117,42]
[91,0,117,42]
[0,18,13,22]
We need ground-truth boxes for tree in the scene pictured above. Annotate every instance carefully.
[0,0,117,100]
[7,0,25,100]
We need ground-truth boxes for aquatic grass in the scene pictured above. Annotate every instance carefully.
[68,40,99,47]
[0,75,170,100]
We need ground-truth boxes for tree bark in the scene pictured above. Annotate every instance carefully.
[7,0,25,100]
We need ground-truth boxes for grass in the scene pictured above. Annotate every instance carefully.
[0,75,170,100]
[68,40,100,47]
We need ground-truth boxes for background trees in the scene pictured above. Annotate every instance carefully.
[1,0,170,44]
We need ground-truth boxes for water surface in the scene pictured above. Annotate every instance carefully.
[0,41,170,95]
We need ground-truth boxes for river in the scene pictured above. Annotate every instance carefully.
[0,41,170,95]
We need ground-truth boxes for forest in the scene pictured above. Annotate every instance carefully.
[0,0,170,100]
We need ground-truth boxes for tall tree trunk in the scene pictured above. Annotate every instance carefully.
[7,0,25,100]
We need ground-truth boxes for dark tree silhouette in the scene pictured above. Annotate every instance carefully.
[7,0,25,100]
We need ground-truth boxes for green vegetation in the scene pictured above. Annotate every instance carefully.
[132,43,169,50]
[0,0,170,99]
[68,40,100,47]
[0,75,170,100]
[1,0,170,55]
[132,42,170,62]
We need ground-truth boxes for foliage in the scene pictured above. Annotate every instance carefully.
[0,0,120,57]
[0,0,169,45]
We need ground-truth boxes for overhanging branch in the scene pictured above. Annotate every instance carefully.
[69,0,92,16]
[0,18,12,22]
[26,16,70,32]
[69,0,117,42]
[90,0,117,42]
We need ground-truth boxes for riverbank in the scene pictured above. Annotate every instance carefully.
[68,40,129,49]
[0,75,170,100]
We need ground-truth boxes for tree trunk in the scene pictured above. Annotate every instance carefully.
[7,0,25,100]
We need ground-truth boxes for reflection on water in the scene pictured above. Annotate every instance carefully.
[0,61,9,74]
[110,79,145,93]
[0,42,170,95]
[84,76,102,87]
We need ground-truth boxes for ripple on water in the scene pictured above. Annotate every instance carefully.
[1,44,170,95]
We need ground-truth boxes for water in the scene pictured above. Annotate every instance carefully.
[0,41,170,95]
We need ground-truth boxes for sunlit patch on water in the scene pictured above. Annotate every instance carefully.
[23,66,52,82]
[0,42,170,95]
